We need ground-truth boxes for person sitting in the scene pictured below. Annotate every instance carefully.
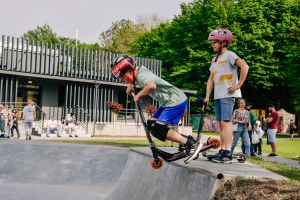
[46,116,60,137]
[58,117,67,135]
[68,112,78,137]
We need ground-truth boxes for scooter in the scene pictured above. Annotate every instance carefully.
[133,94,221,169]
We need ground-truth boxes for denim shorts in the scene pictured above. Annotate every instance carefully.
[267,129,277,143]
[153,99,187,125]
[214,97,235,121]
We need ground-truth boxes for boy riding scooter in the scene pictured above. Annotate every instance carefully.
[110,55,203,158]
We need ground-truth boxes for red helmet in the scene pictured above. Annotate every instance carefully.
[208,28,233,44]
[111,55,136,78]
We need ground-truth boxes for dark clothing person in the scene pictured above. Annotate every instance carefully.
[11,114,20,138]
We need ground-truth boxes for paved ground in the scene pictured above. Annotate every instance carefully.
[0,139,288,200]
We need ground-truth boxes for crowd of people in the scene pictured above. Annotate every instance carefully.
[46,112,78,138]
[0,100,79,139]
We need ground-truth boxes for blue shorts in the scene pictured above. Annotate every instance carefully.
[153,100,187,125]
[267,129,277,143]
[214,98,235,121]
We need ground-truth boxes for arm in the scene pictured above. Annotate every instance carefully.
[134,81,156,102]
[126,84,135,95]
[204,72,214,104]
[228,58,249,93]
[267,113,273,123]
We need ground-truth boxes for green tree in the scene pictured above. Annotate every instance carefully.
[23,24,59,44]
[130,0,300,114]
[23,24,102,50]
[99,19,147,53]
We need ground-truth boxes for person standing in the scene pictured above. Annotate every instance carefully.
[10,109,20,139]
[245,103,257,156]
[22,100,35,140]
[231,98,250,156]
[204,28,249,163]
[253,121,264,155]
[289,119,296,140]
[267,104,279,156]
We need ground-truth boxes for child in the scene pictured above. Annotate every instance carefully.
[253,121,264,155]
[110,55,202,155]
[204,28,249,163]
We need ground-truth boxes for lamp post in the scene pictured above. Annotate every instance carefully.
[92,82,100,137]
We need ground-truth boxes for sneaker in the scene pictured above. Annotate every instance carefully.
[180,135,196,153]
[257,152,262,155]
[250,153,257,157]
[212,154,232,163]
[69,135,73,137]
[268,153,277,156]
[206,150,224,160]
[189,142,203,155]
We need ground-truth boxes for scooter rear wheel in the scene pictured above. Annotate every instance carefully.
[207,137,222,149]
[236,153,247,163]
[151,158,163,169]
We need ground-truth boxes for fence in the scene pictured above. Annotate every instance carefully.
[0,35,162,82]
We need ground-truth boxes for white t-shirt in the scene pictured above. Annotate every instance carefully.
[48,120,58,129]
[254,127,264,139]
[209,50,242,99]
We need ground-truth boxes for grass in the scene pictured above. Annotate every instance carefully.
[248,157,300,185]
[261,139,300,161]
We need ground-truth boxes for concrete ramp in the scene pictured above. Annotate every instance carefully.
[0,140,286,200]
[106,147,286,200]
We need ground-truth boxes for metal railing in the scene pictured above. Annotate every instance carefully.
[0,35,162,82]
[0,102,46,134]
[115,108,149,124]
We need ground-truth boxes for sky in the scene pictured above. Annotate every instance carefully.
[0,0,193,44]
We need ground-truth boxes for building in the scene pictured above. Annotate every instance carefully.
[0,35,194,136]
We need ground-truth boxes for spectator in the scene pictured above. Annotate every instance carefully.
[10,109,20,139]
[231,98,250,156]
[0,106,6,137]
[68,112,78,137]
[58,117,67,135]
[289,119,296,140]
[267,104,279,156]
[22,99,35,140]
[253,121,264,155]
[262,117,268,133]
[245,103,257,156]
[46,116,60,137]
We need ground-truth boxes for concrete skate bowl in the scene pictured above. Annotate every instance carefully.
[0,140,221,200]
[0,141,287,200]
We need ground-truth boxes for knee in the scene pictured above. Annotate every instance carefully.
[147,119,169,142]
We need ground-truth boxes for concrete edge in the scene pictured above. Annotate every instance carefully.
[130,148,221,178]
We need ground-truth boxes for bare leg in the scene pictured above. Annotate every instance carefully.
[271,142,276,154]
[218,121,224,149]
[166,128,187,145]
[220,121,233,151]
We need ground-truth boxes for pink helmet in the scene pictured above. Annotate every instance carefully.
[208,28,233,44]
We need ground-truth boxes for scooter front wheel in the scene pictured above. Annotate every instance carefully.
[208,137,222,149]
[151,158,163,169]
